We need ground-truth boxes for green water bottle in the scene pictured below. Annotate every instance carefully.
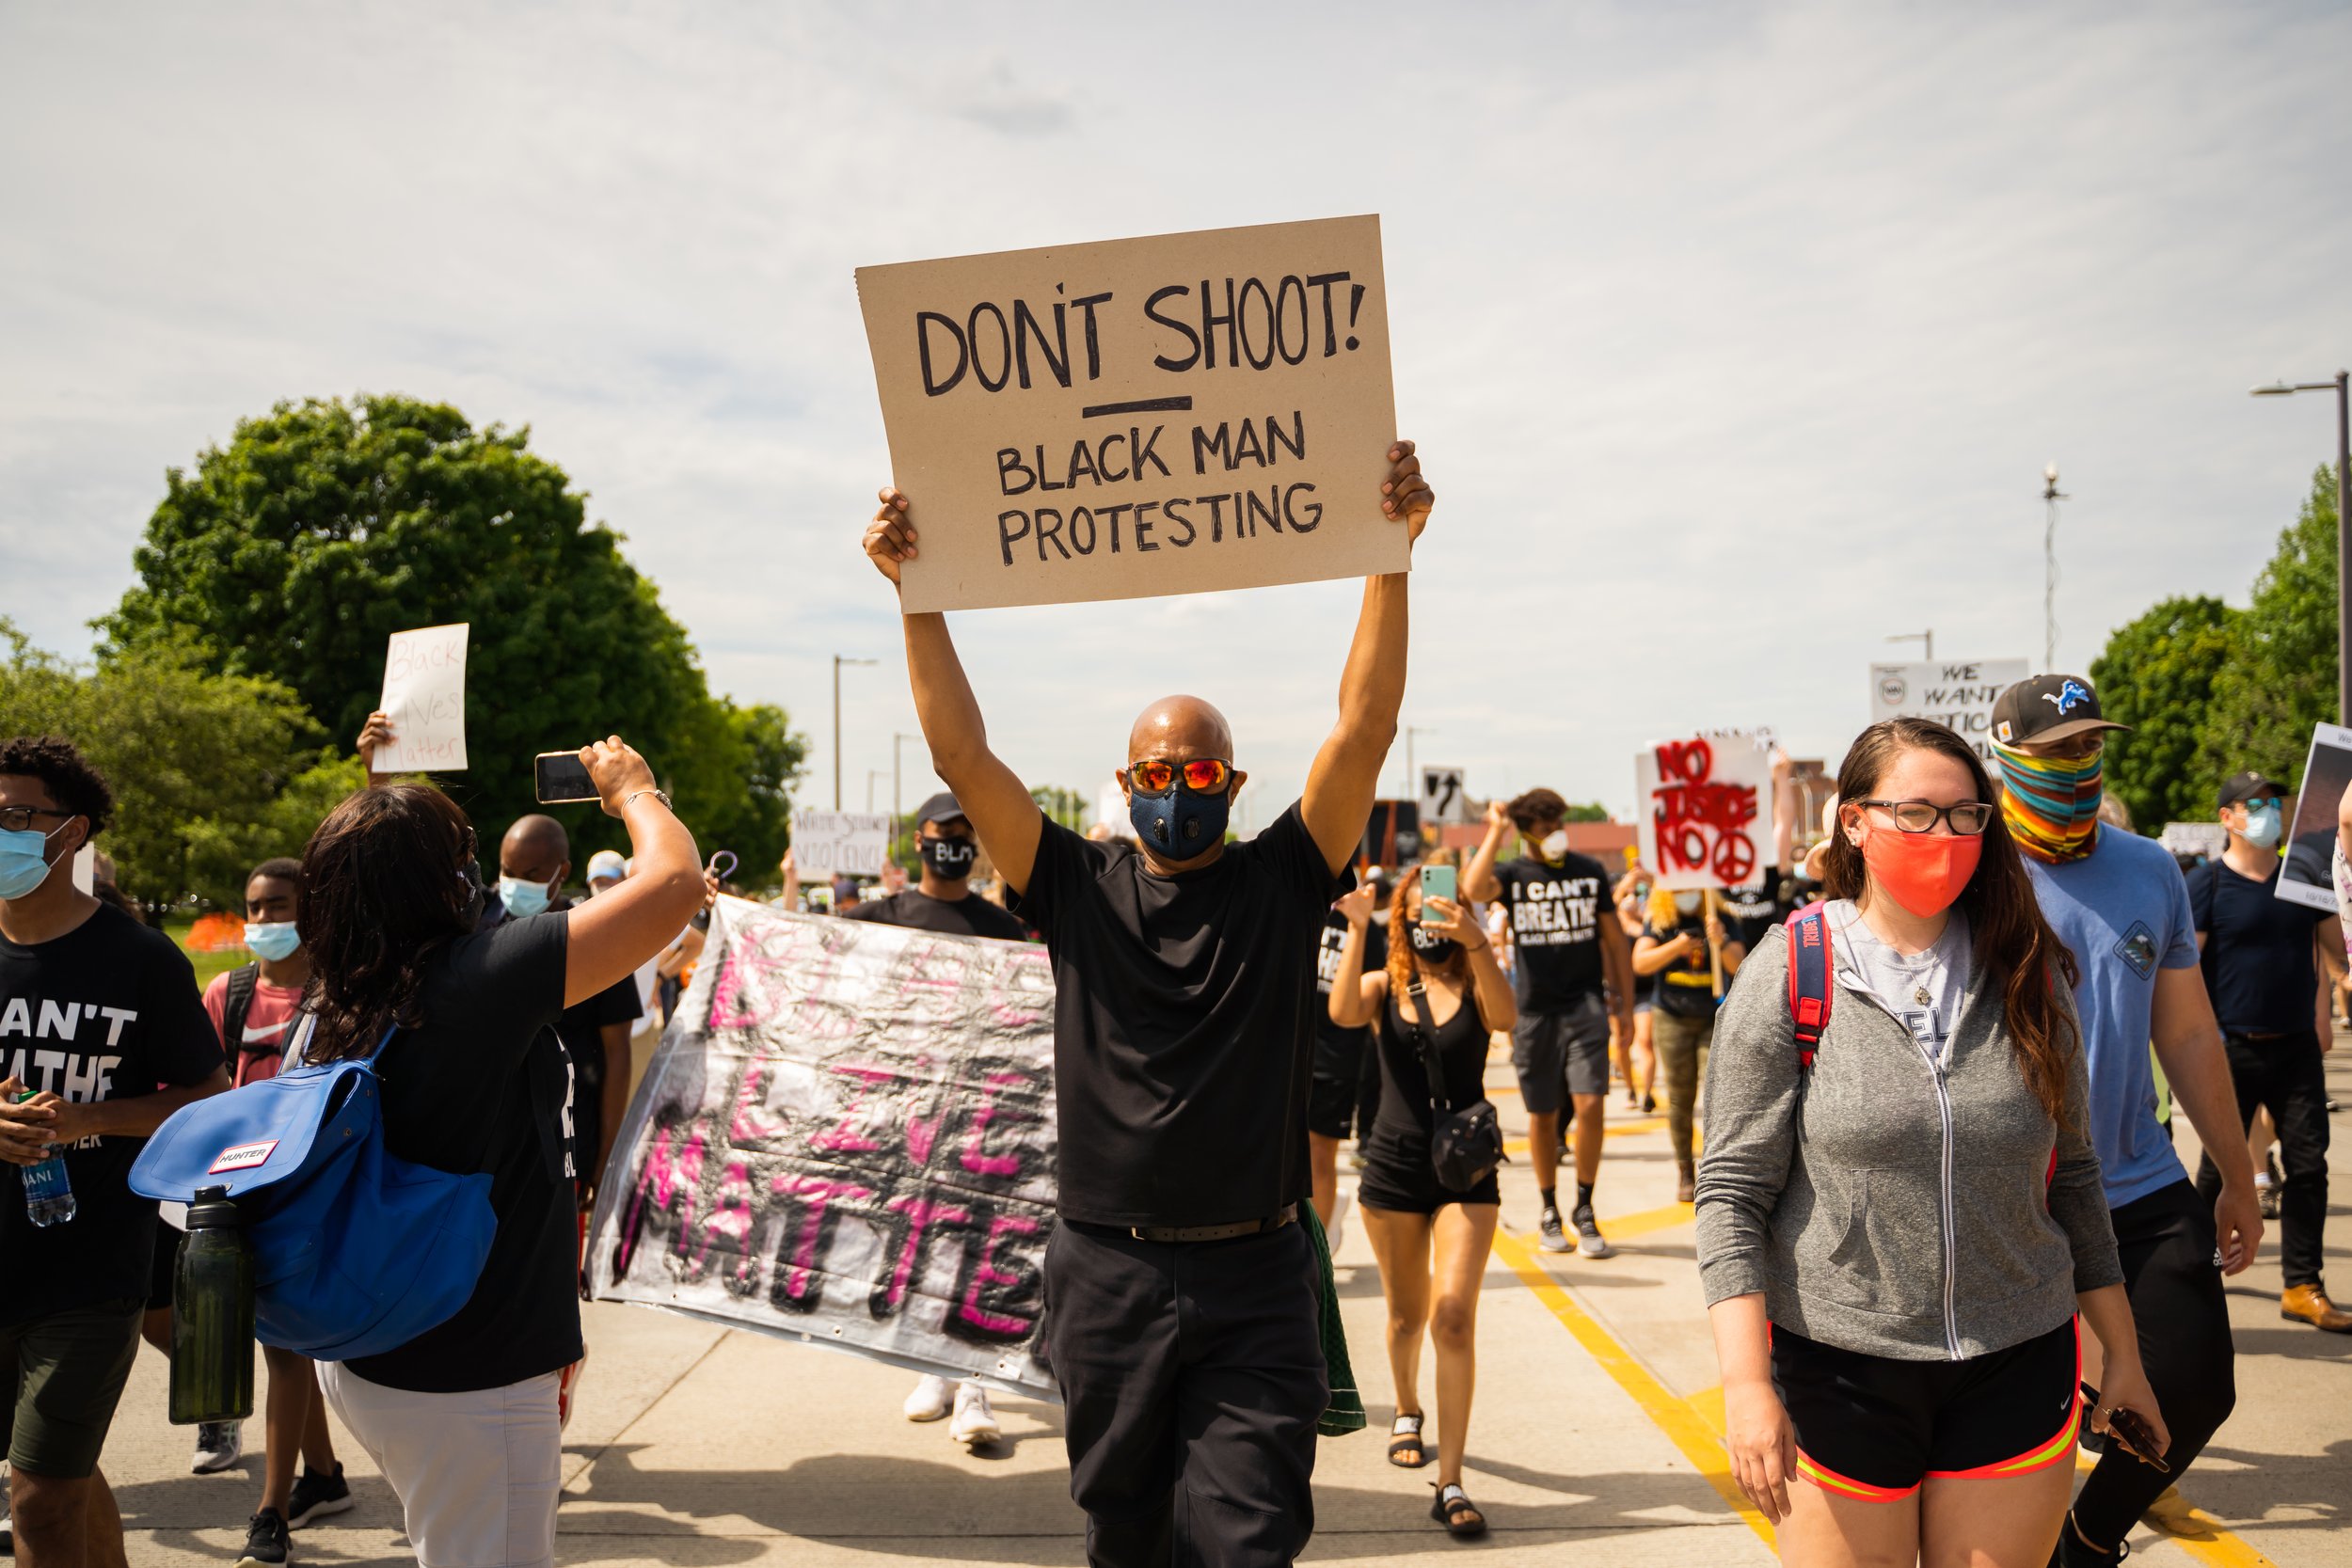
[168,1185,255,1425]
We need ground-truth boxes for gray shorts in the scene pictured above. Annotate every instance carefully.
[1512,996,1612,1114]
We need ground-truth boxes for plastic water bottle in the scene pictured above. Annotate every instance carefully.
[169,1185,255,1424]
[13,1089,75,1227]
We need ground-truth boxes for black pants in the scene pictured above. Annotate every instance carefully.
[2073,1180,2236,1548]
[1042,1221,1326,1568]
[2194,1029,2332,1289]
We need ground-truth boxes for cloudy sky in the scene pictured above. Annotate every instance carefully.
[4,3,2346,827]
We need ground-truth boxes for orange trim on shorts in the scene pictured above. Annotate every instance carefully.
[1924,1316,2082,1483]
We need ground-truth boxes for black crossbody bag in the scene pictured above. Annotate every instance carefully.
[1402,981,1502,1192]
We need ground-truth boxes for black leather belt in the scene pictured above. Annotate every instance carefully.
[1129,1204,1297,1244]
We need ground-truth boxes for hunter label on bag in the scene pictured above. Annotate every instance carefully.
[208,1139,279,1176]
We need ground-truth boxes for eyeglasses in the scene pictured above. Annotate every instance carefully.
[1856,799,1994,835]
[1128,757,1233,795]
[0,806,72,835]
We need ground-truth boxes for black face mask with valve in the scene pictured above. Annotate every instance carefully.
[918,835,978,880]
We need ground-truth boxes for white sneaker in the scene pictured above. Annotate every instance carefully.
[949,1381,1002,1447]
[1327,1188,1353,1254]
[903,1372,955,1422]
[191,1419,244,1474]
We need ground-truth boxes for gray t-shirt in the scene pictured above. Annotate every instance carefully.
[1828,900,1972,1063]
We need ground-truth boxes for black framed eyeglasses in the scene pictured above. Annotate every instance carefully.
[1856,799,1994,835]
[0,805,73,835]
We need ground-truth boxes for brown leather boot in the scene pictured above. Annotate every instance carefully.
[2280,1284,2352,1332]
[1676,1164,1696,1204]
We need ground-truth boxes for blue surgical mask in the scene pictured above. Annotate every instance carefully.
[499,875,554,919]
[2241,800,2282,849]
[244,921,302,962]
[0,823,66,901]
[1129,784,1232,858]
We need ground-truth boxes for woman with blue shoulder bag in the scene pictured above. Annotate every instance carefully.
[303,733,705,1568]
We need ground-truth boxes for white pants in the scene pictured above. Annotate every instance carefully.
[318,1363,562,1568]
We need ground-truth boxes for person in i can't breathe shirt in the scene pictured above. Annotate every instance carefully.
[0,736,228,1568]
[862,438,1436,1561]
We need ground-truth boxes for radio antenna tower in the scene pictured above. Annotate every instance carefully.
[2042,461,2067,671]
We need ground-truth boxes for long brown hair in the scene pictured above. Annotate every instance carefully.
[1383,866,1495,1029]
[1823,718,2079,1125]
[297,784,481,1064]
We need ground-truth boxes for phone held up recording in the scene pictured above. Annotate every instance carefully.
[1419,863,1455,924]
[533,752,598,805]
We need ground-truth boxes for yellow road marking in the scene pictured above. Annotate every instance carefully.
[2065,1455,2280,1568]
[1488,1227,1776,1549]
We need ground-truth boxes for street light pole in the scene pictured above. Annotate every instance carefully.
[2042,463,2067,672]
[832,655,878,810]
[1885,629,1933,662]
[893,731,920,859]
[2251,373,2352,721]
[1405,725,1435,801]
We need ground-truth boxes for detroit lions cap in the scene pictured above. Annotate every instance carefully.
[1989,673,2133,748]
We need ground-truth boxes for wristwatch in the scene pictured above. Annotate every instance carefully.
[620,788,673,813]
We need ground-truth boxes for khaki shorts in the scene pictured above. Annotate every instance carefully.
[3,1297,144,1478]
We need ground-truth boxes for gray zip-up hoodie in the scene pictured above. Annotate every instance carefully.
[1695,921,2122,1361]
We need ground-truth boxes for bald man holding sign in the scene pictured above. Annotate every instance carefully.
[864,439,1433,1567]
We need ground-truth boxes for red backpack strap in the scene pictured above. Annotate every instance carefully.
[1786,902,1833,1069]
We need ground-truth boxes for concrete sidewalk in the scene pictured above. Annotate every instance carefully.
[102,1042,2352,1565]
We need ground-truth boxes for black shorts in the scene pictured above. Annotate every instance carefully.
[1511,997,1610,1113]
[1772,1316,2079,1500]
[1356,1123,1502,1213]
[148,1222,179,1313]
[1306,1025,1375,1140]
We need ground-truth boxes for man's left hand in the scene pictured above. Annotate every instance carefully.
[1382,440,1435,546]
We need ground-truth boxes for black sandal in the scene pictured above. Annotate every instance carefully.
[1431,1481,1486,1538]
[1387,1414,1427,1468]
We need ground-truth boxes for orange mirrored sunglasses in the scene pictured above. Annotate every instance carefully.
[1128,757,1233,795]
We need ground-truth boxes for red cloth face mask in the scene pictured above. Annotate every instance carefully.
[1860,825,1982,918]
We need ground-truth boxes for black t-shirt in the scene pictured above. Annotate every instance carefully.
[1313,908,1387,1043]
[0,904,223,1324]
[844,888,1032,942]
[1490,853,1609,1013]
[1009,804,1351,1228]
[346,913,574,1392]
[1644,915,1721,1019]
[2186,857,2331,1037]
[558,970,643,1195]
[1721,869,1801,951]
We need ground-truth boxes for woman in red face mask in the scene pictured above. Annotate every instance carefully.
[1692,718,2166,1568]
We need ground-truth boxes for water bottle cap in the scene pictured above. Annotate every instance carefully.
[186,1186,243,1228]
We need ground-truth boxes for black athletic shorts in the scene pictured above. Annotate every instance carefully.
[1772,1316,2079,1500]
[148,1222,179,1313]
[1307,1024,1375,1140]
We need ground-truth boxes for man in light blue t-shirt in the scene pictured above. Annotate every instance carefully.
[1991,674,2263,1568]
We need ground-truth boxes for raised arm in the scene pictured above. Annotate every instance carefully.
[562,738,706,1008]
[1327,885,1382,1029]
[866,487,1044,896]
[1301,442,1435,876]
[1462,799,1511,904]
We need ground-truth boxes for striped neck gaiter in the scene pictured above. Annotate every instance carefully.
[1992,741,2104,864]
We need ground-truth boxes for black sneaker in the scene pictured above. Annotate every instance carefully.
[286,1463,354,1528]
[1537,1206,1571,1253]
[234,1508,291,1568]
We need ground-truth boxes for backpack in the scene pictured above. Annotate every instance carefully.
[130,1025,498,1362]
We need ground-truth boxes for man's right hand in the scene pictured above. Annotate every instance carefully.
[0,1077,57,1166]
[1335,884,1376,927]
[865,488,916,586]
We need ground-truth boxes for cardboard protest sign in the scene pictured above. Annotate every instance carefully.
[587,897,1057,1396]
[1869,659,2028,762]
[373,624,469,771]
[2278,723,2352,912]
[791,810,895,878]
[857,215,1405,612]
[1637,733,1772,892]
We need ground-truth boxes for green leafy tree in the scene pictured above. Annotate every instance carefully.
[2090,595,2237,830]
[99,394,804,858]
[0,622,365,915]
[1031,785,1091,832]
[2196,465,2343,792]
[1564,801,1613,823]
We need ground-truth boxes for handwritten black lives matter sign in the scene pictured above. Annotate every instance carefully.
[586,897,1058,1395]
[857,215,1406,612]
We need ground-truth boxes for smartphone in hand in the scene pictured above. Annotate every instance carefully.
[2106,1407,2170,1473]
[1419,863,1456,923]
[534,752,598,805]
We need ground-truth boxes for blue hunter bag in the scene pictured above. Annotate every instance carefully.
[130,1025,496,1361]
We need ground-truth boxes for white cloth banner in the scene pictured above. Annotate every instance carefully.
[586,896,1058,1396]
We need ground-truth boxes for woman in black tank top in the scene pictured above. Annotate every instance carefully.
[1327,871,1517,1539]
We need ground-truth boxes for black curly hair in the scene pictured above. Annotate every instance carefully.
[0,735,115,839]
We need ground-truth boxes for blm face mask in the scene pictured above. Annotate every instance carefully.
[920,835,978,879]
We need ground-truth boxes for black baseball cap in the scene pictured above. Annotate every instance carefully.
[914,791,967,828]
[2216,771,2287,810]
[1989,674,2132,748]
